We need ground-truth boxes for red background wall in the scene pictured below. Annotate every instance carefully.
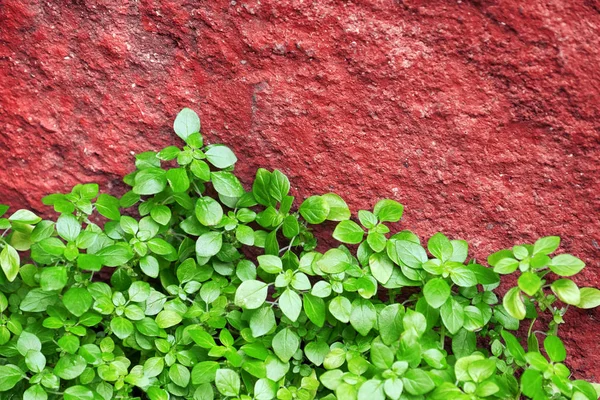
[1,0,600,380]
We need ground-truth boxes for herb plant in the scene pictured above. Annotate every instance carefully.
[0,108,599,400]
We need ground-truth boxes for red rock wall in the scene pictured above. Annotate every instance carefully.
[1,0,600,379]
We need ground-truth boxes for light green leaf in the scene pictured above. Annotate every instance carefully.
[423,278,451,309]
[196,231,223,258]
[279,288,302,322]
[533,236,560,256]
[303,293,326,327]
[56,214,81,242]
[166,168,190,193]
[369,253,394,284]
[0,244,19,282]
[428,232,453,262]
[173,108,201,141]
[299,196,330,224]
[211,171,245,198]
[350,298,376,336]
[578,287,600,309]
[373,199,404,223]
[0,365,24,392]
[544,335,566,363]
[503,287,526,320]
[63,287,93,317]
[402,369,435,395]
[518,272,542,296]
[322,193,350,221]
[440,298,464,334]
[54,354,86,380]
[205,144,237,169]
[332,220,364,244]
[257,255,283,274]
[272,328,300,362]
[551,279,580,305]
[317,248,350,274]
[9,209,41,224]
[235,280,268,309]
[549,254,585,276]
[329,296,352,323]
[215,368,240,397]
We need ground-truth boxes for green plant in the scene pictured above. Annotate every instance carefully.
[0,108,599,400]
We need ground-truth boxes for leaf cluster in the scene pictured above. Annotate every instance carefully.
[0,108,599,400]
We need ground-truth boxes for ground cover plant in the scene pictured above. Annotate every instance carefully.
[1,108,600,400]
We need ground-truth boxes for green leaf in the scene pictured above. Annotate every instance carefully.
[402,369,435,395]
[211,171,245,198]
[549,254,585,276]
[517,272,542,296]
[358,379,385,400]
[387,239,427,269]
[350,298,377,336]
[322,193,350,221]
[317,248,350,274]
[450,266,477,287]
[423,278,451,309]
[369,253,394,285]
[428,232,453,262]
[279,288,302,322]
[305,341,329,366]
[96,243,134,266]
[268,170,290,202]
[468,359,496,383]
[0,244,19,282]
[299,196,330,224]
[379,304,404,345]
[40,267,68,291]
[23,384,47,400]
[373,199,404,222]
[440,298,464,334]
[196,231,223,258]
[9,209,41,224]
[133,168,167,195]
[235,280,268,309]
[533,236,560,256]
[25,351,46,373]
[578,287,600,309]
[250,306,276,337]
[54,354,87,380]
[503,287,526,320]
[20,289,58,312]
[192,361,219,385]
[95,194,121,220]
[493,257,519,274]
[215,369,240,397]
[257,255,283,274]
[272,328,300,362]
[521,369,544,399]
[252,169,273,206]
[56,214,81,242]
[254,378,278,400]
[329,296,352,323]
[169,364,191,388]
[63,287,93,317]
[17,331,42,356]
[303,293,326,327]
[195,197,223,226]
[166,168,190,193]
[205,144,238,169]
[332,220,364,244]
[0,365,24,392]
[551,279,581,305]
[501,330,525,363]
[174,108,201,141]
[282,215,299,238]
[64,386,93,400]
[544,335,566,362]
[140,255,160,278]
[110,317,134,339]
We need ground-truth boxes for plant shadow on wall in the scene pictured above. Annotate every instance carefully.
[0,108,599,400]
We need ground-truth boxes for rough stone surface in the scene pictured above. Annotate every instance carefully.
[1,0,600,379]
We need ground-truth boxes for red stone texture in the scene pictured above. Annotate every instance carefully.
[1,0,600,380]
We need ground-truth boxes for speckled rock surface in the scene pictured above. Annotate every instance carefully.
[1,0,599,379]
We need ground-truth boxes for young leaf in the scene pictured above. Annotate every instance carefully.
[279,289,302,322]
[205,144,237,169]
[215,369,240,397]
[549,254,585,276]
[272,328,300,362]
[503,287,526,320]
[0,244,19,282]
[173,108,201,141]
[211,172,245,198]
[373,199,404,223]
[423,278,451,309]
[234,280,268,309]
[551,279,581,305]
[332,220,364,244]
[299,196,330,224]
